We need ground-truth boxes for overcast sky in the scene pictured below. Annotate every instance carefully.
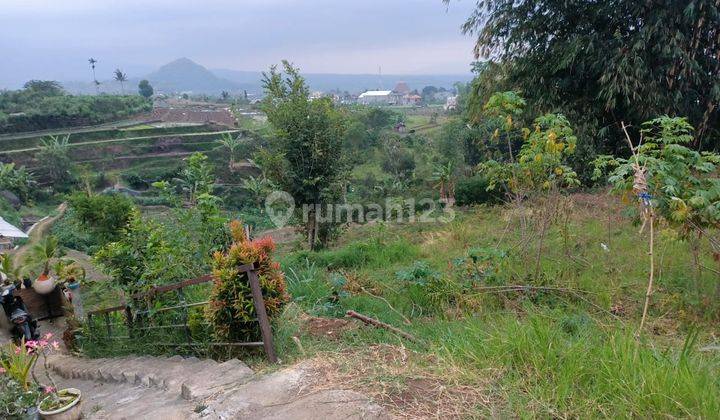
[0,0,478,89]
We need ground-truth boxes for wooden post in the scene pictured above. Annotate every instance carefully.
[176,288,193,346]
[125,305,133,338]
[247,266,278,363]
[103,312,112,337]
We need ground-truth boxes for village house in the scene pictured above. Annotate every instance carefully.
[0,216,28,251]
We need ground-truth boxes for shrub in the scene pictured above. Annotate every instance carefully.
[206,221,289,342]
[67,192,135,245]
[455,175,503,206]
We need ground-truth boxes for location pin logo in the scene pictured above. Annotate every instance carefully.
[265,190,295,228]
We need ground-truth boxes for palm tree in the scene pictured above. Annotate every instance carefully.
[25,235,65,277]
[113,68,128,94]
[431,161,456,204]
[242,175,272,208]
[88,58,98,94]
[0,254,23,286]
[216,132,243,168]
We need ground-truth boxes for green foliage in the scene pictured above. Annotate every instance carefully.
[216,132,243,163]
[439,312,719,417]
[597,117,720,235]
[479,93,580,196]
[0,374,40,418]
[261,61,348,249]
[454,0,720,160]
[180,152,216,205]
[395,260,440,286]
[206,221,289,342]
[36,134,74,190]
[94,208,228,295]
[455,175,503,206]
[0,162,35,203]
[25,235,64,276]
[67,192,135,245]
[0,84,151,133]
[138,80,154,98]
[0,254,24,285]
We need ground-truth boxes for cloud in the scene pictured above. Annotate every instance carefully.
[0,0,477,88]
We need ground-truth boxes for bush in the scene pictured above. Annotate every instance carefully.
[67,192,135,245]
[455,175,503,206]
[206,221,289,342]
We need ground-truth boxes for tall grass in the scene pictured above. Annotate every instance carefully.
[435,310,720,417]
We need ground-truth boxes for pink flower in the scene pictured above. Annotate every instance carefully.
[44,333,53,340]
[14,346,22,355]
[51,341,60,350]
[0,367,6,374]
[43,386,56,394]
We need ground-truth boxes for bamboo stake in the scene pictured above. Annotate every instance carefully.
[638,213,655,335]
[346,310,418,342]
[621,121,655,336]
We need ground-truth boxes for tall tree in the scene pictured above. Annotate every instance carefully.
[261,61,347,249]
[88,58,99,94]
[113,68,128,94]
[138,79,154,98]
[453,0,720,168]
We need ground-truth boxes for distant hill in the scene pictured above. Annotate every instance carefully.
[213,69,473,95]
[59,58,473,96]
[145,58,238,94]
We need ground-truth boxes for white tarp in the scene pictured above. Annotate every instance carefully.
[0,216,28,238]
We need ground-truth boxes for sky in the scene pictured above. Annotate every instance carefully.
[0,0,478,89]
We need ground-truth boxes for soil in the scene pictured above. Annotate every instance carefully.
[302,316,354,340]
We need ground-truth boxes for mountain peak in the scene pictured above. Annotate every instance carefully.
[147,58,237,94]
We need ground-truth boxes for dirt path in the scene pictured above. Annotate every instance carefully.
[12,202,67,266]
[3,130,241,154]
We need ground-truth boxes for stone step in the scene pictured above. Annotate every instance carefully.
[180,358,254,400]
[193,361,387,419]
[47,353,231,396]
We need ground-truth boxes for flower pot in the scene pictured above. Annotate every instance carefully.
[33,274,56,295]
[38,388,81,420]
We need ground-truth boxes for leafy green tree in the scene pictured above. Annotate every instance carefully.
[22,80,63,97]
[36,134,74,190]
[0,162,35,203]
[113,69,128,94]
[242,175,272,208]
[454,0,720,168]
[260,61,347,249]
[67,192,135,245]
[180,152,215,205]
[138,79,154,98]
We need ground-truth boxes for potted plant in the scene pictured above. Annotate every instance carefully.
[25,236,64,295]
[32,335,81,420]
[37,388,82,420]
[0,254,24,290]
[0,334,80,419]
[0,373,40,420]
[0,339,41,419]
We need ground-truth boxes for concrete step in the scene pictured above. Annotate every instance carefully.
[180,358,254,400]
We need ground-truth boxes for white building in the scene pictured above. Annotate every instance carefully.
[0,216,28,251]
[358,90,396,105]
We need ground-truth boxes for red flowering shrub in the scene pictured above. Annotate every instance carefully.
[206,221,289,342]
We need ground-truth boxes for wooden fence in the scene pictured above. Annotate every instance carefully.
[85,262,277,362]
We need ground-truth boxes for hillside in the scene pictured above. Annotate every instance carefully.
[145,58,239,94]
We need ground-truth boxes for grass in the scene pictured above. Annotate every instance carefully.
[73,193,720,417]
[271,194,720,417]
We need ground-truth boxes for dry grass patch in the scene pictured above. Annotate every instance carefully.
[309,344,502,419]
